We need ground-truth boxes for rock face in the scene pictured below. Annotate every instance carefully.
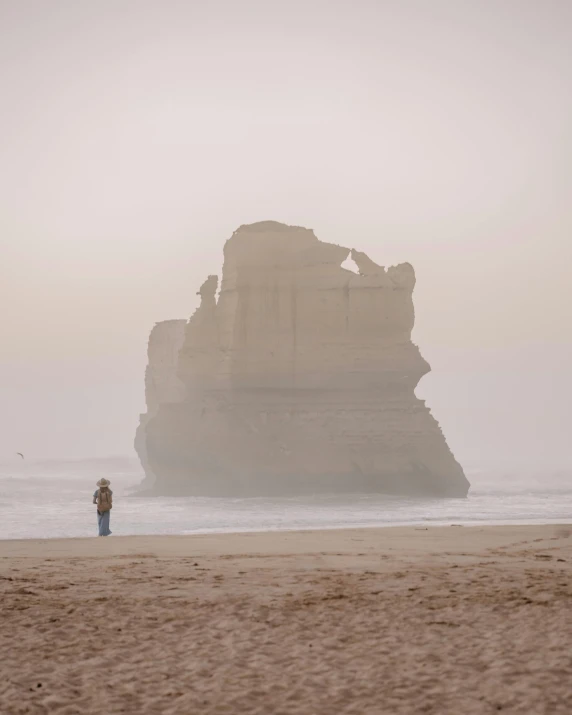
[137,221,469,497]
[134,320,187,488]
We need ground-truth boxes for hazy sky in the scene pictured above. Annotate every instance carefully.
[1,0,571,472]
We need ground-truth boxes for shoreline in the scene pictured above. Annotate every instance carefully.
[1,522,570,558]
[1,519,570,548]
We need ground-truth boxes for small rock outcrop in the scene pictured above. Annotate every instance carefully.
[136,221,469,497]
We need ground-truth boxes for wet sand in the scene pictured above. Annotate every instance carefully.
[1,524,571,714]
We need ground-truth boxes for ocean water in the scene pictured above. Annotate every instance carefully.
[0,459,570,540]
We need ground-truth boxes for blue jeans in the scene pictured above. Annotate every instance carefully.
[97,510,112,536]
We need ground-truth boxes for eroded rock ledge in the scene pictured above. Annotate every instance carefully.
[135,221,469,497]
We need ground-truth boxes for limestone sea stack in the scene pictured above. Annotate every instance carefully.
[135,221,469,497]
[134,320,186,489]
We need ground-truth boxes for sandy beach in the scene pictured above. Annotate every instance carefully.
[1,524,571,714]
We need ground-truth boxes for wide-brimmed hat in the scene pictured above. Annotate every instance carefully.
[96,478,111,488]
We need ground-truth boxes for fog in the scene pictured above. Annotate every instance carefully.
[1,0,571,477]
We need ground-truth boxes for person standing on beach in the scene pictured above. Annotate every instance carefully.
[93,478,113,536]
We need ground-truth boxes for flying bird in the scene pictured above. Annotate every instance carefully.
[16,452,24,459]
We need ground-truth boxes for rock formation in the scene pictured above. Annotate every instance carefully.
[136,221,469,497]
[134,320,186,488]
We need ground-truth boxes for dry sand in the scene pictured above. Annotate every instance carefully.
[1,525,571,714]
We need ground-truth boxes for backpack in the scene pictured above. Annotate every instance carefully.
[97,488,112,512]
